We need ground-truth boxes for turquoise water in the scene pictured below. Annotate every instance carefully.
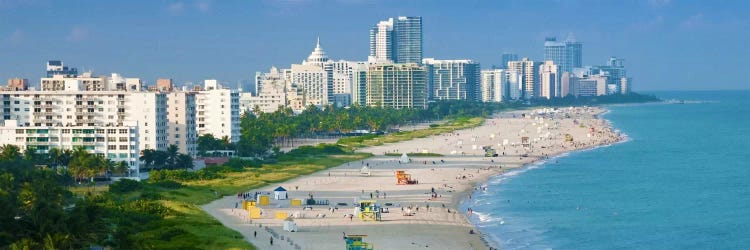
[465,91,750,249]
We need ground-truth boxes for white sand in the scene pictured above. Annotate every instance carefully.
[203,107,622,250]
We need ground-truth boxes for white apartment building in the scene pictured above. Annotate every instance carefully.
[41,73,143,92]
[243,67,290,114]
[423,58,481,101]
[0,120,140,174]
[480,69,507,102]
[166,91,197,156]
[196,80,240,143]
[507,58,541,99]
[290,64,329,108]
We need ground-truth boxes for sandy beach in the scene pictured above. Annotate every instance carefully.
[203,107,622,250]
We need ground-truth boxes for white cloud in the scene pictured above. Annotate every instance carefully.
[6,29,23,44]
[66,26,89,42]
[167,2,185,15]
[195,0,210,12]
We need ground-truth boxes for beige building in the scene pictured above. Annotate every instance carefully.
[166,91,197,156]
[365,63,427,109]
[539,61,559,99]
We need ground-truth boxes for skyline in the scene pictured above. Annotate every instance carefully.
[1,0,748,91]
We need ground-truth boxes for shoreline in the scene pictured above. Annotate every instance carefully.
[461,123,628,249]
[203,106,622,250]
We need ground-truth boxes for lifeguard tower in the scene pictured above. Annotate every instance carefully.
[395,170,418,185]
[357,200,382,221]
[344,234,374,250]
[521,136,531,148]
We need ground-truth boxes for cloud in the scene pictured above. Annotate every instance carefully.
[167,2,185,14]
[6,29,23,44]
[681,13,705,29]
[194,0,210,12]
[66,27,89,42]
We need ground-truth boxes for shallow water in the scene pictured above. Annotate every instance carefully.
[464,91,750,249]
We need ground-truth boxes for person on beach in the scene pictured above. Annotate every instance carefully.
[270,236,273,245]
[254,231,257,238]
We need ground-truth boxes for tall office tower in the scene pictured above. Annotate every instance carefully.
[423,58,481,101]
[543,37,583,73]
[539,61,559,99]
[166,92,197,156]
[480,69,508,102]
[507,58,541,99]
[46,60,78,77]
[365,64,427,109]
[369,16,423,64]
[195,80,240,143]
[500,53,519,69]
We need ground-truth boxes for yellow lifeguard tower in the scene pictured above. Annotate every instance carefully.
[357,200,382,221]
[243,200,262,219]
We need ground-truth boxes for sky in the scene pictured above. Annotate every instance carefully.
[1,0,748,91]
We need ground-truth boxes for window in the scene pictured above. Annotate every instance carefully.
[119,145,128,150]
[108,145,116,150]
[119,129,128,134]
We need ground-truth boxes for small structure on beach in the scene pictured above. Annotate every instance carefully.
[360,166,371,176]
[283,217,298,232]
[273,186,288,200]
[399,153,410,164]
[521,136,531,148]
[395,170,418,185]
[344,234,374,250]
[356,200,382,221]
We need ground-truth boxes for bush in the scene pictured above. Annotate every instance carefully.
[152,180,183,189]
[124,200,170,217]
[429,124,439,128]
[109,179,142,194]
[223,158,262,170]
[140,191,163,200]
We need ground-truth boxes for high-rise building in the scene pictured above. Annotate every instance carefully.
[500,53,518,69]
[543,37,582,73]
[46,60,78,77]
[365,64,427,109]
[195,80,240,143]
[166,91,197,156]
[241,67,289,114]
[507,58,541,99]
[423,58,481,101]
[369,16,423,64]
[591,57,628,93]
[41,73,142,92]
[480,69,508,102]
[539,61,559,99]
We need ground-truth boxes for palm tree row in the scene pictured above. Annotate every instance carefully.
[139,145,194,171]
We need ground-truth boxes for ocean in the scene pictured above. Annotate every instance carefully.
[464,90,750,249]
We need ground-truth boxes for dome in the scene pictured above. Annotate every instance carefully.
[305,37,329,64]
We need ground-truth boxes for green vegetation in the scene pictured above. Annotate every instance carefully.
[0,96,659,249]
[140,145,195,171]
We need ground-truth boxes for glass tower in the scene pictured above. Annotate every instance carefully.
[369,16,423,64]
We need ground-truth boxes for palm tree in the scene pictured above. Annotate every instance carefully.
[139,149,156,170]
[174,154,194,170]
[165,145,179,169]
[0,144,22,161]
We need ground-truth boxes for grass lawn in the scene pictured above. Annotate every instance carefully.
[338,117,485,149]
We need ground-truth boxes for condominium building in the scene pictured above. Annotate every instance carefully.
[195,80,240,143]
[0,120,140,174]
[539,61,559,99]
[369,16,423,64]
[166,91,197,156]
[41,73,143,92]
[480,69,508,102]
[423,58,481,101]
[507,58,541,99]
[500,53,518,69]
[365,63,427,109]
[242,67,289,114]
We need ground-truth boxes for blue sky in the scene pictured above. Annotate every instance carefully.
[1,0,748,91]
